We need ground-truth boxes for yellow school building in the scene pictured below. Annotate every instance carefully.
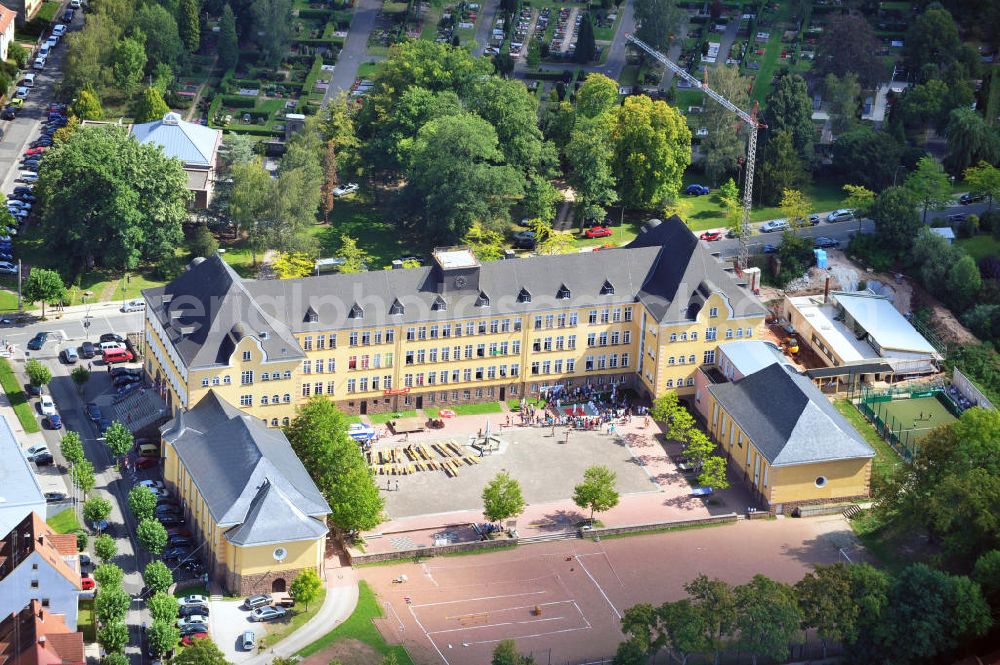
[141,216,767,423]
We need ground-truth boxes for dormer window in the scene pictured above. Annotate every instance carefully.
[432,296,447,311]
[305,307,318,323]
[557,284,571,299]
[517,288,532,303]
[348,303,364,319]
[476,292,490,307]
[601,280,615,295]
[389,299,404,316]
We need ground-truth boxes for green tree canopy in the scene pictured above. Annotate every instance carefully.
[93,534,117,564]
[60,431,85,466]
[465,77,553,175]
[137,518,169,554]
[93,563,125,588]
[491,640,535,665]
[25,359,52,387]
[576,74,619,119]
[284,397,384,532]
[575,13,596,63]
[143,560,174,594]
[177,0,200,52]
[871,186,921,254]
[23,269,65,318]
[98,621,128,654]
[134,87,171,124]
[795,564,858,658]
[573,465,620,523]
[128,485,158,521]
[905,156,953,222]
[171,634,232,665]
[733,575,802,664]
[95,586,130,624]
[148,592,179,624]
[757,131,808,206]
[567,114,618,223]
[481,471,526,523]
[112,36,147,97]
[289,568,323,609]
[104,421,134,459]
[944,108,999,175]
[764,73,814,163]
[74,85,104,120]
[37,125,189,272]
[71,459,96,496]
[147,620,181,657]
[250,0,291,63]
[832,127,905,191]
[702,65,750,185]
[218,3,239,70]
[814,14,884,89]
[135,3,183,68]
[633,0,681,52]
[83,494,113,526]
[964,161,1000,213]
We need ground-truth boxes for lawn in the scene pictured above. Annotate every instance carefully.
[0,358,40,433]
[848,509,912,574]
[78,599,96,642]
[834,399,903,481]
[508,397,543,410]
[297,581,413,664]
[956,234,1000,263]
[259,589,327,648]
[368,409,418,424]
[426,401,503,418]
[47,509,82,534]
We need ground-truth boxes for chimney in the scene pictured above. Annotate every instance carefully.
[824,276,831,303]
[391,260,403,270]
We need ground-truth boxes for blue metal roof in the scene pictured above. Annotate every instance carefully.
[130,112,220,166]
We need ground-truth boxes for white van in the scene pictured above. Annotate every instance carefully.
[121,299,145,313]
[22,73,35,88]
[99,341,125,353]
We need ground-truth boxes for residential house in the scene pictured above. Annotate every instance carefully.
[160,391,329,595]
[0,417,46,546]
[0,514,81,631]
[142,216,767,422]
[0,0,39,27]
[129,112,222,209]
[0,600,85,665]
[0,7,15,61]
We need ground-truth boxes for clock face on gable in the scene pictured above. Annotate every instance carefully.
[273,547,287,561]
[454,276,467,288]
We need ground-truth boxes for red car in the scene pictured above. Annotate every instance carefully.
[25,147,46,156]
[699,230,723,241]
[81,576,95,591]
[181,633,208,646]
[135,456,158,469]
[584,226,613,239]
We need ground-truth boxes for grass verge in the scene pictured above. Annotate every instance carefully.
[834,399,903,481]
[259,589,327,648]
[0,358,41,433]
[369,409,418,425]
[956,234,1000,263]
[47,510,82,534]
[78,599,96,641]
[848,510,910,574]
[296,581,413,664]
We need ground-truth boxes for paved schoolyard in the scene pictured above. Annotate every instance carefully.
[363,515,862,665]
[210,598,258,664]
[378,427,658,519]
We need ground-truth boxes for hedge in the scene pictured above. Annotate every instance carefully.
[292,37,345,48]
[298,7,334,18]
[220,95,258,108]
[301,54,325,96]
[522,69,574,82]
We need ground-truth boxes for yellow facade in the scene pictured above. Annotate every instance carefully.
[706,392,872,508]
[145,298,764,423]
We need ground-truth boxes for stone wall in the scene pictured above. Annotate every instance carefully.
[348,537,516,565]
[225,567,309,596]
[584,513,739,539]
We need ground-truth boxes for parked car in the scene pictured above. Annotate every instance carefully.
[181,633,209,645]
[240,631,256,651]
[826,209,854,223]
[45,414,63,429]
[70,0,81,7]
[25,444,49,459]
[2,107,16,120]
[685,184,710,196]
[168,536,193,548]
[121,299,145,312]
[251,606,286,622]
[511,230,536,249]
[80,341,96,358]
[813,237,840,249]
[39,395,57,416]
[163,547,192,561]
[85,403,102,421]
[0,262,18,274]
[138,479,166,490]
[136,456,159,470]
[44,491,67,502]
[81,576,95,591]
[947,213,968,224]
[32,57,45,70]
[179,624,209,637]
[178,605,209,618]
[52,23,67,35]
[331,183,359,197]
[61,346,78,363]
[699,230,723,241]
[103,348,134,364]
[244,595,272,610]
[27,332,48,350]
[762,244,778,254]
[759,219,790,233]
[100,333,125,344]
[33,453,53,466]
[960,192,986,205]
[14,87,28,99]
[584,225,613,239]
[179,595,210,607]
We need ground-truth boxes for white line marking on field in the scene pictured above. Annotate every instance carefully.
[410,590,547,609]
[575,555,621,619]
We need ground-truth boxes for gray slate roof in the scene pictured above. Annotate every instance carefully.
[130,113,221,166]
[144,217,765,367]
[161,392,329,545]
[707,362,875,467]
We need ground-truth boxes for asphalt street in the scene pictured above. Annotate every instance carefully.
[321,0,382,105]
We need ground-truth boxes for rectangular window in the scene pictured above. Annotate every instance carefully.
[543,337,552,351]
[554,359,563,373]
[384,375,392,390]
[601,309,610,324]
[303,336,312,350]
[349,332,359,346]
[511,363,520,377]
[242,350,252,361]
[327,358,336,372]
[315,359,323,373]
[726,329,734,339]
[588,310,598,324]
[347,379,356,393]
[385,330,394,343]
[534,315,543,330]
[418,326,427,340]
[621,353,629,367]
[240,370,254,385]
[317,335,326,350]
[490,320,499,334]
[315,382,324,395]
[406,328,416,341]
[587,333,596,347]
[569,313,578,326]
[545,315,554,329]
[361,332,371,345]
[430,325,439,339]
[706,327,717,341]
[303,361,311,374]
[624,307,633,322]
[585,356,594,371]
[567,359,575,372]
[704,350,716,364]
[709,307,719,318]
[612,307,622,322]
[349,355,358,370]
[514,318,523,332]
[328,380,336,395]
[240,394,252,406]
[463,368,473,382]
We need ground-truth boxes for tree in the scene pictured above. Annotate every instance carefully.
[171,633,232,665]
[573,465,620,524]
[128,485,156,522]
[102,653,128,665]
[871,186,921,253]
[945,108,999,175]
[973,550,1000,608]
[25,359,52,387]
[135,3,183,68]
[94,534,117,564]
[152,63,175,96]
[104,421,133,459]
[481,471,526,524]
[187,225,219,259]
[143,560,174,594]
[765,73,814,163]
[463,224,506,261]
[285,397,384,532]
[620,603,666,655]
[272,252,313,279]
[23,269,65,318]
[335,235,371,274]
[71,459,96,496]
[964,161,1000,214]
[567,116,618,223]
[134,87,170,124]
[251,0,292,63]
[60,431,85,466]
[946,255,982,310]
[402,112,523,242]
[9,41,27,68]
[74,85,104,120]
[83,495,112,527]
[610,95,691,209]
[218,4,239,70]
[795,564,857,658]
[137,518,169,554]
[320,140,338,224]
[97,621,128,654]
[71,366,91,393]
[148,620,181,657]
[682,430,715,471]
[95,586,130,625]
[697,456,729,491]
[832,127,905,191]
[37,125,189,272]
[522,175,560,224]
[824,73,861,134]
[465,77,554,175]
[906,156,953,223]
[779,188,811,228]
[904,5,961,77]
[576,74,619,119]
[814,14,884,88]
[842,184,875,220]
[492,640,535,665]
[149,592,179,624]
[227,161,273,266]
[575,13,596,63]
[289,568,323,610]
[112,36,147,97]
[178,0,200,52]
[633,0,681,52]
[538,229,576,255]
[612,639,647,665]
[685,575,736,663]
[757,131,807,206]
[702,66,750,185]
[93,563,125,589]
[659,599,712,664]
[733,575,802,665]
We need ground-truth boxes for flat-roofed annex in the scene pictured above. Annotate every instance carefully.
[433,247,479,270]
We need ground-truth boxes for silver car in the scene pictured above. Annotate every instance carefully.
[250,606,286,622]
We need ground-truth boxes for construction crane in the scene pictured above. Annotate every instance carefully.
[625,34,765,273]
